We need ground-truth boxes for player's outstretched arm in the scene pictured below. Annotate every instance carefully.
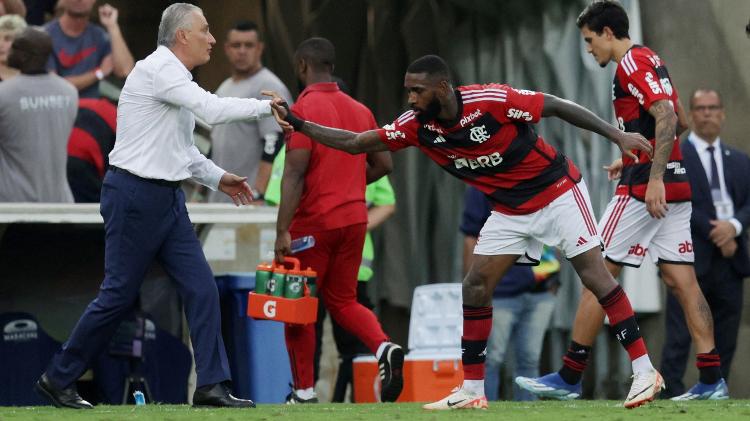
[541,93,653,161]
[271,101,388,154]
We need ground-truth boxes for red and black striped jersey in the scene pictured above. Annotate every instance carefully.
[613,45,690,202]
[376,84,581,215]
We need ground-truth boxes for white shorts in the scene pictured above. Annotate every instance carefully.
[474,181,601,263]
[598,195,694,267]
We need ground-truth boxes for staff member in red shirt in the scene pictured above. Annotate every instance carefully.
[274,37,404,404]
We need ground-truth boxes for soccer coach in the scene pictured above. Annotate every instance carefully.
[36,3,288,409]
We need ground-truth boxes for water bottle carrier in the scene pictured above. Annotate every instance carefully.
[248,256,318,324]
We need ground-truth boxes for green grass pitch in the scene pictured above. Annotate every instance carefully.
[1,401,750,421]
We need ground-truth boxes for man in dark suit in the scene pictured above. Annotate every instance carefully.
[661,89,750,398]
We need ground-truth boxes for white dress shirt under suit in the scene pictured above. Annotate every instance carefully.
[687,132,743,237]
[110,45,273,190]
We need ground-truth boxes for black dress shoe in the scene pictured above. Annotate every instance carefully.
[193,382,255,408]
[35,373,94,409]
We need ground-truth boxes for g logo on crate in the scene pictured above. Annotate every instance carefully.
[3,319,38,342]
[263,300,277,318]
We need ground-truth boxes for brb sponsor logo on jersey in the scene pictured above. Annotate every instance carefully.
[454,152,503,170]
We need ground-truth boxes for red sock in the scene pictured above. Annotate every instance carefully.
[462,305,493,380]
[598,286,648,361]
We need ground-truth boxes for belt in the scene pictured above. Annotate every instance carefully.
[109,166,181,188]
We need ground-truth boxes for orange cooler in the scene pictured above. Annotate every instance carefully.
[353,352,462,402]
[352,283,464,403]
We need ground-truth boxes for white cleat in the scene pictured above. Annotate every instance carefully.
[422,386,488,410]
[624,369,664,409]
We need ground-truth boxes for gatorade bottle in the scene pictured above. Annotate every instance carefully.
[303,267,317,297]
[284,267,305,299]
[255,263,273,294]
[267,267,287,297]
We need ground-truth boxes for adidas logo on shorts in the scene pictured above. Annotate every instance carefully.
[576,236,588,246]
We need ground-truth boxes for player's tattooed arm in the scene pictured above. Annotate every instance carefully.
[301,123,389,154]
[647,99,678,180]
[271,100,388,154]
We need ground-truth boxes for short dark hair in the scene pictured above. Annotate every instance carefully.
[690,89,724,109]
[9,27,52,74]
[576,1,630,39]
[229,20,261,41]
[295,37,335,72]
[406,55,452,83]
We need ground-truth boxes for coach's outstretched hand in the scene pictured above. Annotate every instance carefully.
[614,131,652,163]
[219,172,254,206]
[264,90,306,131]
[262,90,293,134]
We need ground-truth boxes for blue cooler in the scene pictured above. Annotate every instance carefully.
[216,274,292,403]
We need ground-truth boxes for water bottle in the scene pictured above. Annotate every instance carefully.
[284,269,305,299]
[133,390,145,405]
[290,235,315,253]
[303,267,317,297]
[267,268,286,297]
[254,263,273,294]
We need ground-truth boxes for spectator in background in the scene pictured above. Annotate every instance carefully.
[460,186,559,401]
[22,0,56,25]
[44,0,134,98]
[66,97,117,202]
[0,13,26,81]
[0,0,26,17]
[661,89,750,398]
[0,27,77,202]
[273,37,403,404]
[208,20,291,202]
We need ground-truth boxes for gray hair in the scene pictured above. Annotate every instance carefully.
[0,14,27,37]
[157,3,202,47]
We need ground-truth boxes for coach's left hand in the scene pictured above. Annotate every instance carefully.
[219,172,254,206]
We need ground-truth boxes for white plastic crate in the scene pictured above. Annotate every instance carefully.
[407,283,463,353]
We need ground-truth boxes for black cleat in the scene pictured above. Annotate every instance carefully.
[378,343,404,402]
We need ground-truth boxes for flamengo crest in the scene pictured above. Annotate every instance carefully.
[469,125,491,143]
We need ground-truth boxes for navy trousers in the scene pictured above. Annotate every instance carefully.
[46,169,230,389]
[660,256,744,396]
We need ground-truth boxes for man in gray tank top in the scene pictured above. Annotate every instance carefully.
[0,27,78,202]
[208,20,292,203]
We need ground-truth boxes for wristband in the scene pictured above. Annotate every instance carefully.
[250,187,264,201]
[280,101,305,131]
[94,67,104,81]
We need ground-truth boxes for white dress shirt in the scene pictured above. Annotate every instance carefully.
[110,46,273,190]
[688,132,742,236]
